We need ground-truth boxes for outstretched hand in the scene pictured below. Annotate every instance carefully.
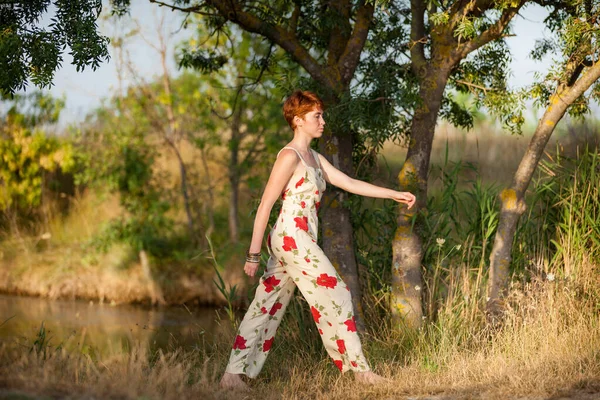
[391,191,416,209]
[244,261,260,277]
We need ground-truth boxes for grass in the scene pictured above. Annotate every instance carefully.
[1,120,600,398]
[0,188,237,307]
[1,259,598,399]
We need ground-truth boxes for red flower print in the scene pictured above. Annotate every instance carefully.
[267,233,271,249]
[319,329,323,335]
[300,201,306,208]
[294,216,308,231]
[333,359,343,371]
[344,317,357,332]
[295,177,305,188]
[315,190,319,195]
[316,273,338,289]
[233,335,247,350]
[302,271,308,275]
[327,321,332,326]
[281,189,289,200]
[282,236,297,251]
[351,361,358,368]
[263,276,281,293]
[336,339,346,355]
[311,306,321,323]
[269,302,283,315]
[263,337,274,352]
[261,307,268,314]
[315,201,321,210]
[304,257,311,263]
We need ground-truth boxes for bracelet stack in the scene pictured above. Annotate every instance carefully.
[246,251,261,263]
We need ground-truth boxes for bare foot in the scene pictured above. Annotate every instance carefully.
[354,371,388,385]
[219,372,249,390]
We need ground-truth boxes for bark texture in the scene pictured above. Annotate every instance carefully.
[488,60,600,313]
[228,102,244,243]
[193,0,374,325]
[392,67,452,327]
[391,0,526,328]
[319,130,366,331]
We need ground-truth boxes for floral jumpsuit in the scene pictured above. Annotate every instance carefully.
[224,147,370,378]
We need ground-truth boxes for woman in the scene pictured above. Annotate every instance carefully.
[220,90,416,389]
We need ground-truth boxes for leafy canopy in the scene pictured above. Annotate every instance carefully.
[0,92,75,211]
[0,0,110,96]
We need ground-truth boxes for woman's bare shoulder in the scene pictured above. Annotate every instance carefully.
[277,148,301,163]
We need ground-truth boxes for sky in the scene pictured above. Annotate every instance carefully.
[34,2,553,127]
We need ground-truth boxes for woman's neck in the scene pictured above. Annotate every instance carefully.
[289,133,312,152]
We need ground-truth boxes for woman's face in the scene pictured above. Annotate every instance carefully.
[297,107,325,138]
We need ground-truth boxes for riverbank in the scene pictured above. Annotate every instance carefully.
[0,253,248,307]
[0,187,252,307]
[1,266,599,400]
[0,237,249,307]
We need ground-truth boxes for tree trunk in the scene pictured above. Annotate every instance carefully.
[488,61,600,312]
[228,103,244,243]
[139,249,165,306]
[392,67,451,328]
[167,140,204,246]
[229,177,240,242]
[319,129,366,332]
[199,146,216,239]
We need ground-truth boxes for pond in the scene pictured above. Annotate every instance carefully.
[0,294,234,354]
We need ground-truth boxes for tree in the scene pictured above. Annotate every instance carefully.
[0,0,109,96]
[183,23,291,243]
[111,0,381,329]
[387,0,530,327]
[0,92,74,228]
[108,13,206,246]
[109,0,542,330]
[488,0,600,311]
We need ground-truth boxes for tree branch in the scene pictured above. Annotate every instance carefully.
[558,61,600,110]
[327,0,353,68]
[454,0,496,23]
[290,3,300,34]
[337,1,374,85]
[457,1,526,59]
[454,79,496,94]
[410,0,427,76]
[148,0,217,17]
[204,0,336,91]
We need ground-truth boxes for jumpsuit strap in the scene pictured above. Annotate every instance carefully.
[310,149,322,169]
[278,146,308,167]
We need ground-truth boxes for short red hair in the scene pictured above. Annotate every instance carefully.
[283,90,325,130]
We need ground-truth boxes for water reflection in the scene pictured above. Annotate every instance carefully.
[0,294,233,354]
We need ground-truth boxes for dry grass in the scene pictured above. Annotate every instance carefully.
[0,190,234,306]
[378,120,600,188]
[1,122,599,399]
[1,254,598,400]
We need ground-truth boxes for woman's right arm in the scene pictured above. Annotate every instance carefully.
[244,150,299,277]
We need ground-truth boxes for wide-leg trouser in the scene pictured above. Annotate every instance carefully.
[224,243,370,378]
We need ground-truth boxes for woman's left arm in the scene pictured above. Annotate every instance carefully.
[317,153,416,209]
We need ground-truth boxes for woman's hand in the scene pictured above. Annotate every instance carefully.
[244,261,260,277]
[391,191,416,209]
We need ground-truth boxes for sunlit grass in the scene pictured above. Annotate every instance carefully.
[1,121,600,398]
[1,259,598,400]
